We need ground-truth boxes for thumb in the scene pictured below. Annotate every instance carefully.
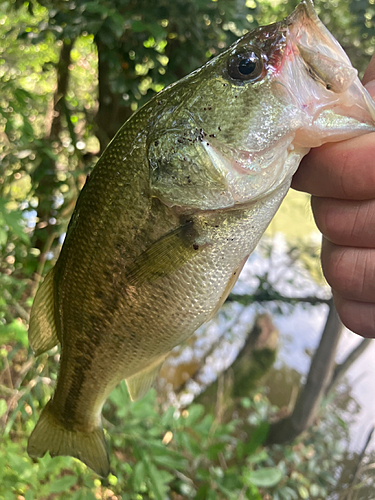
[363,54,375,97]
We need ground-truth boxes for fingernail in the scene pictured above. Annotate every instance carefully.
[365,80,375,98]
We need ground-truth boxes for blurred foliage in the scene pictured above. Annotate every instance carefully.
[1,0,375,498]
[0,374,365,499]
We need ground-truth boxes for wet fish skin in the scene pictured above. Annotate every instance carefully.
[27,0,375,477]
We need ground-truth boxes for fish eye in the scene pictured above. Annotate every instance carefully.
[227,50,264,82]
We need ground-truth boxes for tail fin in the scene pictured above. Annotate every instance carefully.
[27,401,110,477]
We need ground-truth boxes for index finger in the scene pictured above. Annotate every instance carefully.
[291,132,375,199]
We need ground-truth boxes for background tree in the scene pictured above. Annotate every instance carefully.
[1,0,374,498]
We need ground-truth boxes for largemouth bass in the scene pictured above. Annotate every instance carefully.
[28,0,375,476]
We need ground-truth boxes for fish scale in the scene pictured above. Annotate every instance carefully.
[27,0,375,476]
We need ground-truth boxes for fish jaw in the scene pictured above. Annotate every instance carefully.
[274,0,375,148]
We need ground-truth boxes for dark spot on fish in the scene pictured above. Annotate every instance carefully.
[193,243,199,250]
[86,174,90,182]
[206,143,210,146]
[114,239,125,251]
[203,107,207,111]
[326,84,332,90]
[95,289,104,300]
[234,95,238,98]
[218,126,221,131]
[154,140,159,146]
[177,138,183,143]
[209,134,216,138]
[157,100,162,105]
[103,270,112,281]
[183,157,187,161]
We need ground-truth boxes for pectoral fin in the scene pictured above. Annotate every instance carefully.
[28,268,60,356]
[126,222,207,286]
[125,356,167,401]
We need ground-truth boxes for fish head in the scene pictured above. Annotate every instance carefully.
[148,0,375,210]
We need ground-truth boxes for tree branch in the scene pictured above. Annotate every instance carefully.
[227,292,331,307]
[325,338,373,396]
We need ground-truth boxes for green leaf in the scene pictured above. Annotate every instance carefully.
[143,457,166,500]
[49,475,78,493]
[195,485,210,500]
[278,486,298,500]
[244,467,283,488]
[25,491,34,500]
[246,450,269,464]
[245,421,270,456]
[132,461,146,491]
[84,2,111,15]
[0,399,7,419]
[0,200,29,244]
[0,228,7,247]
[182,404,205,426]
[0,320,29,347]
[298,485,309,499]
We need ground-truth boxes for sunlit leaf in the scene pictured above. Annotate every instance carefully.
[244,467,283,488]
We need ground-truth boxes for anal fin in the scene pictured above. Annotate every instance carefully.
[125,356,167,401]
[28,268,60,356]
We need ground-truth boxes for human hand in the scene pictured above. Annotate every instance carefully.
[292,55,375,337]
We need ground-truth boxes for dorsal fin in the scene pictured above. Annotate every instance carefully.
[28,268,60,356]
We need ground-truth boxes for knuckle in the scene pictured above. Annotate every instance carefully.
[323,244,375,301]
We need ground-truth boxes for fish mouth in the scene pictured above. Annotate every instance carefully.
[273,0,375,145]
[284,0,357,94]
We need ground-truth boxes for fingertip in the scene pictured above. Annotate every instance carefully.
[333,293,375,338]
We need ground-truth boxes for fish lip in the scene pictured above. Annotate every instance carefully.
[287,0,320,26]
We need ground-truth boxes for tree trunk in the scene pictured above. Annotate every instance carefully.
[94,36,133,152]
[267,299,342,444]
[32,39,74,262]
[195,313,278,413]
